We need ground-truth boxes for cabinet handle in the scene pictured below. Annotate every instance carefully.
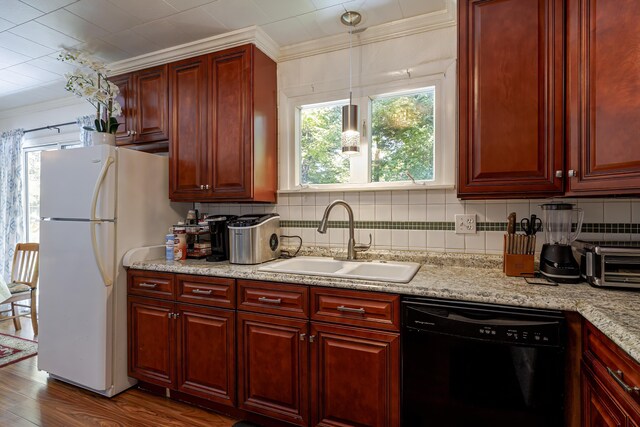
[309,335,316,343]
[555,170,563,178]
[568,169,577,177]
[191,288,212,295]
[205,184,210,190]
[200,185,205,190]
[258,297,282,304]
[139,282,158,288]
[300,333,306,341]
[168,313,173,319]
[126,130,132,137]
[607,367,640,395]
[337,305,366,314]
[131,130,137,136]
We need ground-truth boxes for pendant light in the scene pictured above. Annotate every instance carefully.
[341,11,361,156]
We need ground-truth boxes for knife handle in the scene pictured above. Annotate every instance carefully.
[507,212,516,235]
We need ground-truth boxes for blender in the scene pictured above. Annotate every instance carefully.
[539,203,584,283]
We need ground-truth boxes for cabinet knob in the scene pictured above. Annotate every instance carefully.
[309,335,316,343]
[299,333,306,341]
[568,170,577,178]
[205,184,210,190]
[131,130,137,136]
[200,185,205,190]
[126,130,132,137]
[555,170,563,178]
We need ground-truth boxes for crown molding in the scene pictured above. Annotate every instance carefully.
[278,1,456,62]
[108,26,280,76]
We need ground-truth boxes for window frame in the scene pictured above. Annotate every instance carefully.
[280,69,456,192]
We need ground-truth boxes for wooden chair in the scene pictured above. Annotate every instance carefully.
[0,243,39,335]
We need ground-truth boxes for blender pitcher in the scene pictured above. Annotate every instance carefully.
[539,203,584,283]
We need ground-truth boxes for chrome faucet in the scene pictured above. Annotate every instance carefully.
[317,200,371,260]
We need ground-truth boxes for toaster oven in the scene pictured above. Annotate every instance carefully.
[572,240,640,289]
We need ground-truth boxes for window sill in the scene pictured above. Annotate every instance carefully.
[278,183,455,194]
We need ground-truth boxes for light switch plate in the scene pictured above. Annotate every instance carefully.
[455,214,477,234]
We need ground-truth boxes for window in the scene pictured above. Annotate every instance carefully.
[282,65,456,192]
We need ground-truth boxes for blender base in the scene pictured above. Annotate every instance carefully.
[539,244,581,284]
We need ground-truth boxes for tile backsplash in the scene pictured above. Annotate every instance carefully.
[198,190,640,255]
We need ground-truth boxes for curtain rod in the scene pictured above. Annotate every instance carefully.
[23,121,76,134]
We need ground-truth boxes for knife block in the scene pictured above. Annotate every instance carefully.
[503,235,535,277]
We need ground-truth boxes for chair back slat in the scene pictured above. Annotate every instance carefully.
[10,243,39,289]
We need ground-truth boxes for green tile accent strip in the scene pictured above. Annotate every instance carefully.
[279,220,640,234]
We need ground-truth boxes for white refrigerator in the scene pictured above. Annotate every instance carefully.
[38,145,187,397]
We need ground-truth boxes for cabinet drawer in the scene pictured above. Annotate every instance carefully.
[583,320,640,415]
[128,270,175,300]
[310,287,400,332]
[237,280,308,319]
[177,275,235,309]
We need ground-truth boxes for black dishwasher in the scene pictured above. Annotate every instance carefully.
[402,297,565,427]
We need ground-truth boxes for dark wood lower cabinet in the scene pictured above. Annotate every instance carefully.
[311,323,400,427]
[582,363,625,427]
[237,311,309,426]
[177,303,235,406]
[128,296,175,388]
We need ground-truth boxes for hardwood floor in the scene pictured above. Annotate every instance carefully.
[0,319,238,426]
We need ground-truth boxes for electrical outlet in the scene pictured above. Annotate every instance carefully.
[455,214,477,234]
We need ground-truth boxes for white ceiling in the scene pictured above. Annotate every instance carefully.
[0,0,446,112]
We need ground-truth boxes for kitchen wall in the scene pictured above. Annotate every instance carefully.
[199,193,640,255]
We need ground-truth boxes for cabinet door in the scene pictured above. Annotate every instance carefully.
[134,65,169,144]
[310,323,400,427]
[566,0,640,195]
[582,364,625,427]
[208,45,252,199]
[169,56,209,200]
[458,0,564,198]
[128,296,175,388]
[176,303,235,406]
[237,312,309,426]
[109,73,134,145]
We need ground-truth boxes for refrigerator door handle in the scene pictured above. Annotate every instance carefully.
[90,156,115,287]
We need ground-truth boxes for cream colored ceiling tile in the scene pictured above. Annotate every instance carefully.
[9,21,81,49]
[0,46,31,68]
[7,63,61,82]
[131,18,195,50]
[0,31,55,57]
[261,15,313,46]
[251,0,316,22]
[36,9,109,42]
[28,55,78,76]
[0,0,43,24]
[166,6,228,40]
[162,0,216,12]
[20,0,78,13]
[398,0,446,17]
[0,69,41,86]
[64,0,142,33]
[296,4,349,39]
[0,16,14,31]
[100,30,161,57]
[351,0,403,28]
[311,0,356,9]
[74,39,129,62]
[202,0,270,29]
[106,0,179,21]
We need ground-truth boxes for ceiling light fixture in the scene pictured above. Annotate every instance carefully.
[340,10,361,156]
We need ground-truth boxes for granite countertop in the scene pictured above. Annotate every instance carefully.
[129,250,640,365]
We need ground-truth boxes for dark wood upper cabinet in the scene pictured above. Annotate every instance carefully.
[169,44,277,203]
[458,0,564,199]
[168,55,209,198]
[566,0,640,195]
[110,65,169,151]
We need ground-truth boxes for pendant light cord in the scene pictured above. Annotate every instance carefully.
[349,25,353,104]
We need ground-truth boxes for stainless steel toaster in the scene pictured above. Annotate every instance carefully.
[228,213,281,264]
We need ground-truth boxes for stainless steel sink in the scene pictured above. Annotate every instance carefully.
[258,256,420,283]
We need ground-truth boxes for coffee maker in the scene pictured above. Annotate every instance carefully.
[539,203,584,283]
[206,215,236,262]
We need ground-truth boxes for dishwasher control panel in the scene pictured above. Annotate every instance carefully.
[403,299,564,348]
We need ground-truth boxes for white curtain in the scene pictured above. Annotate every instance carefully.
[0,129,25,283]
[77,114,95,147]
